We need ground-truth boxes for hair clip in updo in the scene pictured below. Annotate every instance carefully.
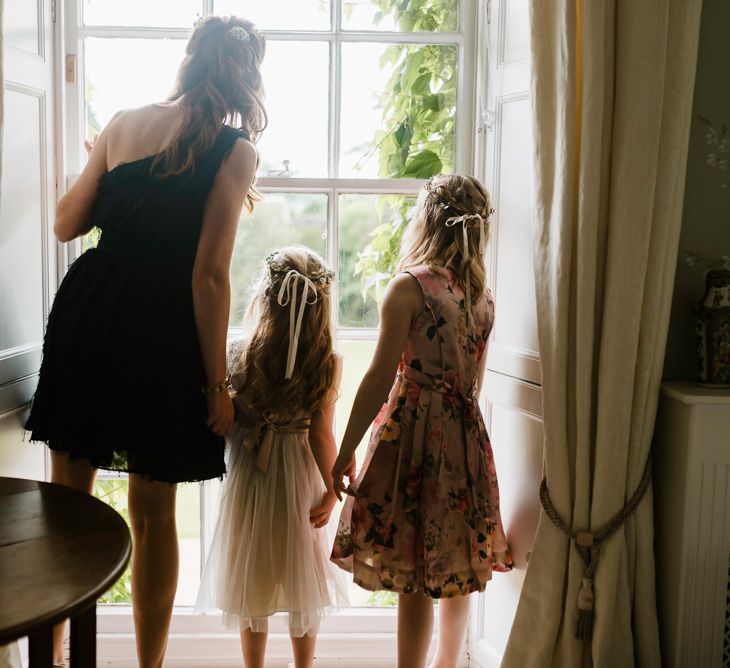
[317,269,336,286]
[228,26,251,42]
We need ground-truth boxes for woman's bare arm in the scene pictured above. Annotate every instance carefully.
[331,272,423,498]
[192,138,257,435]
[54,115,121,242]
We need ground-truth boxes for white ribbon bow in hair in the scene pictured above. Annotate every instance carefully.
[277,269,318,380]
[445,213,486,327]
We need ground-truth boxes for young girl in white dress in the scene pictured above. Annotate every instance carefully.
[197,246,346,668]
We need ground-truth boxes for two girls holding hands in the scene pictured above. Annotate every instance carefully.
[199,174,511,668]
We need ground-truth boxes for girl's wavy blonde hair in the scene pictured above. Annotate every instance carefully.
[399,174,492,316]
[151,15,267,211]
[232,246,337,420]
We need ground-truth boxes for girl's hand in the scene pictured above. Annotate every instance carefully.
[332,452,357,501]
[206,392,234,436]
[310,491,337,528]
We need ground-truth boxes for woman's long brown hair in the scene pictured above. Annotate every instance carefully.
[231,247,338,421]
[151,15,267,211]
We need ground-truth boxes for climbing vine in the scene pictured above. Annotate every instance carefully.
[95,480,133,604]
[351,0,459,304]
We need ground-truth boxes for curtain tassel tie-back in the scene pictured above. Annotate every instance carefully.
[538,457,652,641]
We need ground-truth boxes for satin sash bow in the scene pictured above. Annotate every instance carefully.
[240,415,311,472]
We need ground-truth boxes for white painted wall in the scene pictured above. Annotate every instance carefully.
[1,0,57,483]
[0,408,45,479]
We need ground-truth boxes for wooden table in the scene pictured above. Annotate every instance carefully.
[0,477,131,667]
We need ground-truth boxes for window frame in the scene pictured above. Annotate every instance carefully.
[58,0,485,654]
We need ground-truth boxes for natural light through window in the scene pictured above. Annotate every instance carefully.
[71,0,477,614]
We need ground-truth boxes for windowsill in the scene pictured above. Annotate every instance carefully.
[98,605,400,635]
[96,606,447,667]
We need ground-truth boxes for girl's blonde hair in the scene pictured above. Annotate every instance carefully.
[152,15,267,211]
[233,246,337,420]
[399,174,492,315]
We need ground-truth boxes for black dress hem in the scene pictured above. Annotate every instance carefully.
[26,434,226,484]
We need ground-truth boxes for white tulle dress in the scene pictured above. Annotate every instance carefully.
[195,405,347,636]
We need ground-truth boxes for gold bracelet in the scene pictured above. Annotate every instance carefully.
[201,379,229,396]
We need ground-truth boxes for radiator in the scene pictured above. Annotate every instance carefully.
[654,382,730,668]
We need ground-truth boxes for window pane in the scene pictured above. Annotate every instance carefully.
[175,484,201,606]
[214,0,331,31]
[335,339,376,468]
[94,478,202,606]
[257,41,329,177]
[94,478,132,604]
[338,194,416,328]
[230,193,328,324]
[85,38,187,137]
[340,43,457,178]
[341,0,458,32]
[334,338,397,607]
[83,0,201,27]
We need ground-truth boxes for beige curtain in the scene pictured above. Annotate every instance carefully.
[502,1,703,666]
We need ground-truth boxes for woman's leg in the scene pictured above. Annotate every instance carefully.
[50,451,97,665]
[290,632,316,668]
[240,627,267,668]
[429,595,471,668]
[128,475,178,668]
[397,592,434,668]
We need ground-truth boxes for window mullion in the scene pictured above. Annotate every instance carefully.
[329,186,339,339]
[66,1,86,268]
[473,0,489,182]
[257,177,426,191]
[455,0,478,175]
[329,0,342,180]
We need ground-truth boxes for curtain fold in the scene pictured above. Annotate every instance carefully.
[502,1,703,666]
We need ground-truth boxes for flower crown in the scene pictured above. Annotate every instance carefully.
[265,251,335,286]
[424,176,495,222]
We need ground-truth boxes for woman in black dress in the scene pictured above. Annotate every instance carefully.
[25,16,264,667]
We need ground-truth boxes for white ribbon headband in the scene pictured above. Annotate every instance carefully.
[445,212,487,327]
[277,269,318,380]
[445,212,486,260]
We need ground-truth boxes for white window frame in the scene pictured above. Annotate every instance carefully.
[57,0,486,662]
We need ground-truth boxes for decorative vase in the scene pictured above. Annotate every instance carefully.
[694,269,730,388]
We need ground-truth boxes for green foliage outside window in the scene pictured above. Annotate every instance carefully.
[352,0,458,306]
[95,479,133,604]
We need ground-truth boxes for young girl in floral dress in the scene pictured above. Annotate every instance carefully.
[197,247,346,668]
[331,175,512,668]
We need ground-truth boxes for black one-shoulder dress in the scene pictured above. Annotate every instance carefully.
[26,125,247,483]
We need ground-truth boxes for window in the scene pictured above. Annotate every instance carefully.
[65,0,481,655]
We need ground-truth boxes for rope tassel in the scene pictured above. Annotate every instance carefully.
[538,458,652,642]
[575,577,595,641]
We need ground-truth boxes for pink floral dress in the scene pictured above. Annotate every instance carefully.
[331,265,512,598]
